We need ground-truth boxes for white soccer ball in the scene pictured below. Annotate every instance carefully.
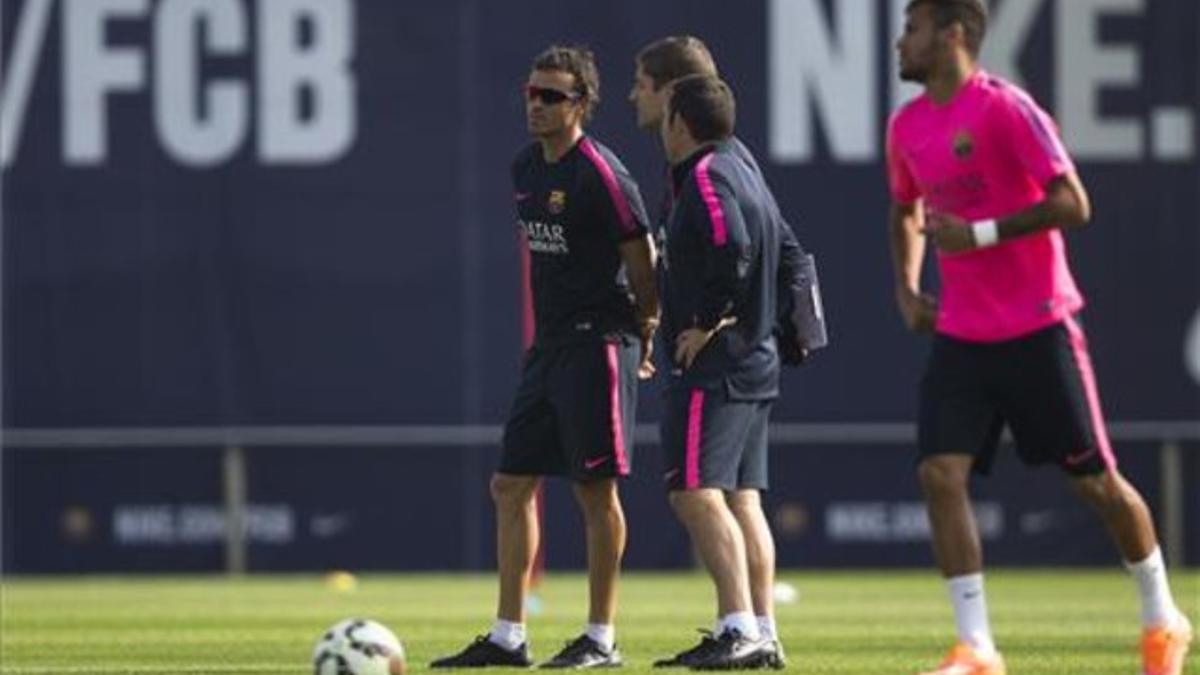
[313,618,406,675]
[772,581,800,604]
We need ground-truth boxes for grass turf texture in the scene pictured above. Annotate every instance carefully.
[1,570,1197,674]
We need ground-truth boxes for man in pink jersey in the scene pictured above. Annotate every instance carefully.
[886,1,1193,674]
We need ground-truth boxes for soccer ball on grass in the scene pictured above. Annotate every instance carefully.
[312,618,405,675]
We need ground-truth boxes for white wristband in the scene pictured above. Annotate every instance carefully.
[971,219,999,247]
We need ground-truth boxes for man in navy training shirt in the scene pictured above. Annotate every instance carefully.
[432,45,658,670]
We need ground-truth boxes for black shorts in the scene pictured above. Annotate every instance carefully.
[660,383,772,491]
[500,336,639,481]
[918,315,1117,476]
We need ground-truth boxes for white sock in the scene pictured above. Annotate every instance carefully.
[585,623,615,651]
[488,619,526,651]
[718,612,762,641]
[947,573,996,656]
[1125,546,1180,628]
[757,615,777,641]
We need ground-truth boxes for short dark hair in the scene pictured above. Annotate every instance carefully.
[532,45,601,123]
[907,0,988,57]
[667,75,735,143]
[636,36,718,90]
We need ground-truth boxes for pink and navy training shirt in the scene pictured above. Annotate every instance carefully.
[512,135,650,346]
[886,70,1084,342]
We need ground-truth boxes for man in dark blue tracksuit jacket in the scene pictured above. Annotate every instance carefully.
[653,74,801,671]
[630,37,813,670]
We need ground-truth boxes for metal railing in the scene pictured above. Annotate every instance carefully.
[3,420,1197,572]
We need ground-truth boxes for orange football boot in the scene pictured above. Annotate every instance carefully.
[918,642,1006,675]
[1141,614,1193,675]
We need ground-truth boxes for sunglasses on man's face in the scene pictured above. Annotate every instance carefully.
[524,85,579,105]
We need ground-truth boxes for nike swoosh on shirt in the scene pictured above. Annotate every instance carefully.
[1064,449,1097,465]
[584,456,611,470]
[514,192,532,201]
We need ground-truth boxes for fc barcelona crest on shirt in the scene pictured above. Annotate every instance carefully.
[952,130,974,159]
[547,190,567,214]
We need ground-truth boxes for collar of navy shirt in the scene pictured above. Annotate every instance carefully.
[670,140,728,192]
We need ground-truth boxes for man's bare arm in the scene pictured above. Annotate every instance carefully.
[925,172,1092,253]
[619,234,660,378]
[890,200,937,333]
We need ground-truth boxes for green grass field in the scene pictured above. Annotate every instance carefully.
[1,570,1196,674]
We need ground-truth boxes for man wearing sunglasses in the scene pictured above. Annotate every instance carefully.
[432,45,657,670]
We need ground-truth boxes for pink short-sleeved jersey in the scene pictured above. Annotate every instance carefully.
[886,70,1084,342]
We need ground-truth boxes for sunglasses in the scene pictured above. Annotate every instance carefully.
[524,85,580,105]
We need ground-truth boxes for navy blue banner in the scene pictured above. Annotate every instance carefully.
[2,0,1197,572]
[5,438,1190,572]
[4,0,1197,426]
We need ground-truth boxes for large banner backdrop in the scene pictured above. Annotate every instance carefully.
[3,0,1198,571]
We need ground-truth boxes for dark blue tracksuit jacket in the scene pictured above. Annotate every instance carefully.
[659,140,806,400]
